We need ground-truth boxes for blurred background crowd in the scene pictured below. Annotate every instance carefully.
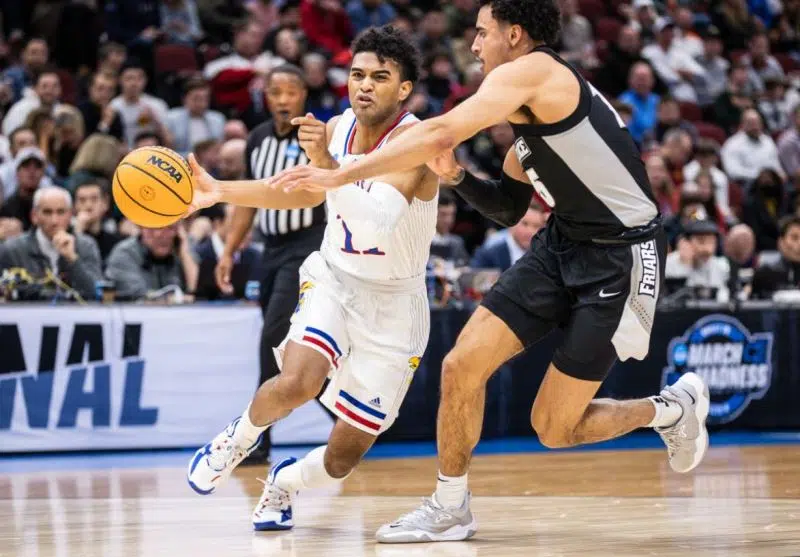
[0,0,799,307]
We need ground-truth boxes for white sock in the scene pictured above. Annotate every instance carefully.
[273,445,348,492]
[647,395,683,428]
[232,403,269,447]
[434,472,468,509]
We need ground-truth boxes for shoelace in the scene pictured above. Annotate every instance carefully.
[394,498,452,528]
[255,478,290,514]
[660,427,683,458]
[207,438,244,471]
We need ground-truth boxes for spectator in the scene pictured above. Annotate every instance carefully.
[223,120,249,141]
[692,171,731,233]
[65,134,122,193]
[444,0,477,37]
[2,70,62,136]
[664,188,711,248]
[110,60,171,147]
[595,26,644,98]
[301,0,354,58]
[712,63,757,135]
[742,168,788,251]
[468,123,515,178]
[273,28,305,67]
[2,37,49,103]
[778,105,800,181]
[0,147,48,230]
[444,62,483,113]
[196,0,248,43]
[195,204,259,300]
[619,62,660,144]
[347,0,397,35]
[0,217,23,244]
[50,106,86,180]
[264,1,303,52]
[741,31,785,94]
[71,178,122,263]
[694,26,729,107]
[0,127,54,203]
[672,8,703,60]
[645,153,679,217]
[661,128,693,186]
[166,76,225,156]
[423,50,457,115]
[79,72,125,141]
[97,42,128,78]
[641,18,707,103]
[758,76,791,135]
[430,190,470,266]
[712,0,756,51]
[104,0,162,48]
[302,53,339,123]
[665,208,730,301]
[160,0,204,45]
[652,95,698,144]
[216,138,246,181]
[193,139,221,177]
[751,215,800,298]
[133,131,164,149]
[721,109,783,183]
[0,187,102,300]
[558,0,595,67]
[417,9,450,55]
[471,205,548,272]
[106,223,199,301]
[684,138,731,218]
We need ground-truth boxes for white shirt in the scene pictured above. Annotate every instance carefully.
[36,227,59,274]
[665,250,730,302]
[110,94,170,146]
[0,161,54,200]
[211,232,225,259]
[2,97,42,135]
[642,43,707,103]
[203,52,284,80]
[720,131,784,182]
[683,160,731,216]
[504,233,526,266]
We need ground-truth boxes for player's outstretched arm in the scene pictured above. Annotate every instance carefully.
[269,58,543,193]
[184,153,325,214]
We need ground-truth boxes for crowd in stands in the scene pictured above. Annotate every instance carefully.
[0,0,799,305]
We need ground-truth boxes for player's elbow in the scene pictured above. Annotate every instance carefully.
[428,120,458,153]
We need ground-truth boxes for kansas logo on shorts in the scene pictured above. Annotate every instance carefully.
[662,315,774,425]
[408,356,421,372]
[294,281,314,314]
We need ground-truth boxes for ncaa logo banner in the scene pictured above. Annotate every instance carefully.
[662,314,774,425]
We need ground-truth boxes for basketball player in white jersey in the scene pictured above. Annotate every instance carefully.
[184,25,440,531]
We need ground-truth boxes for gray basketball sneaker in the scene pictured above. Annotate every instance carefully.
[376,494,478,543]
[655,372,710,473]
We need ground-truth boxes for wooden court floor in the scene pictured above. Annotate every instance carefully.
[1,444,799,557]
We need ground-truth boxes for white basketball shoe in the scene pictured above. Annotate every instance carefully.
[375,493,477,543]
[252,457,296,531]
[187,417,262,495]
[655,372,710,473]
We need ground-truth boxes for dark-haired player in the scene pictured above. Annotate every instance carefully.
[185,26,440,532]
[271,0,711,542]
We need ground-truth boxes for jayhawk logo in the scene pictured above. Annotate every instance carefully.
[294,281,314,314]
[408,356,421,372]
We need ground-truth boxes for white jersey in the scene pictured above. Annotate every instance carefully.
[319,109,437,283]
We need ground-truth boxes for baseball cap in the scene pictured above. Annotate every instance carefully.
[702,25,721,39]
[654,17,676,33]
[14,146,46,170]
[683,206,718,236]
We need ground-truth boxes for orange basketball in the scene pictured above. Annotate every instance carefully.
[112,146,193,228]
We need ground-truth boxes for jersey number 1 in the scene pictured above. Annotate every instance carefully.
[339,216,385,255]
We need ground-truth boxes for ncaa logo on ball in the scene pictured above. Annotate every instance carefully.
[662,314,774,424]
[146,154,183,183]
[140,184,156,201]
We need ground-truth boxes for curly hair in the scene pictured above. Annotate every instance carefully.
[351,25,421,84]
[479,0,562,46]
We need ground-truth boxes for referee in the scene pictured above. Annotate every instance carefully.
[215,65,326,463]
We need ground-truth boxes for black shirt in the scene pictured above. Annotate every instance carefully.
[751,257,800,298]
[0,193,33,230]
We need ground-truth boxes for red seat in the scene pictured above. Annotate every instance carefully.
[154,44,199,75]
[678,101,703,122]
[55,69,77,105]
[579,0,607,19]
[695,121,727,144]
[595,17,623,43]
[199,44,222,65]
[774,53,799,74]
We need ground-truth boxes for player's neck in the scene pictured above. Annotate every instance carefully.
[352,109,406,154]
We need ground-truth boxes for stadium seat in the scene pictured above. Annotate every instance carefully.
[595,17,623,44]
[579,0,607,20]
[695,121,727,144]
[154,44,199,75]
[774,53,799,74]
[678,101,703,122]
[55,69,77,105]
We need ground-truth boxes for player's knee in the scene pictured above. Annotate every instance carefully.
[441,349,484,393]
[324,443,366,478]
[276,369,325,406]
[531,409,577,449]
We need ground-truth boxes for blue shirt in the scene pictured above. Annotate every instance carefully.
[618,90,660,143]
[346,1,396,34]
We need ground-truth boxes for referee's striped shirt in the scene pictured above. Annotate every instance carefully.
[245,120,326,243]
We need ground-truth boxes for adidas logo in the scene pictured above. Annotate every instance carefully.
[368,397,382,408]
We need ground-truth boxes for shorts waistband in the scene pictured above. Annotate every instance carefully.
[329,263,425,295]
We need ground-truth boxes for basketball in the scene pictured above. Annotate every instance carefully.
[112,146,193,228]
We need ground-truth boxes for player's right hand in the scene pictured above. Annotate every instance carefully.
[185,153,222,215]
[214,253,235,295]
[293,113,332,167]
[426,150,463,185]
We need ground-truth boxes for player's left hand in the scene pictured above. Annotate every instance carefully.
[269,165,343,193]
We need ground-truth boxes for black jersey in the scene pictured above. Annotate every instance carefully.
[511,46,659,243]
[245,120,327,245]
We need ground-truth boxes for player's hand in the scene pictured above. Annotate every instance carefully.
[185,153,222,215]
[427,150,463,185]
[214,253,235,295]
[52,230,77,263]
[293,113,334,168]
[269,165,344,193]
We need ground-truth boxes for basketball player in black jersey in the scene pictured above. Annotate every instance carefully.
[271,0,711,542]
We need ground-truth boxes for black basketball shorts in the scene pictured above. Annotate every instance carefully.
[481,220,667,382]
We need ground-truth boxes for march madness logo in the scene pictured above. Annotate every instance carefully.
[294,281,314,314]
[662,315,773,425]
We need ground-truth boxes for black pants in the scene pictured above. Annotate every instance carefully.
[256,226,325,455]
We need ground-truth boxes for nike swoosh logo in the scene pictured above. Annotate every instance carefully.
[680,387,696,404]
[599,289,622,298]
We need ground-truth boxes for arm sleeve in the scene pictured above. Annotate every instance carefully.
[332,182,409,239]
[452,170,533,228]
